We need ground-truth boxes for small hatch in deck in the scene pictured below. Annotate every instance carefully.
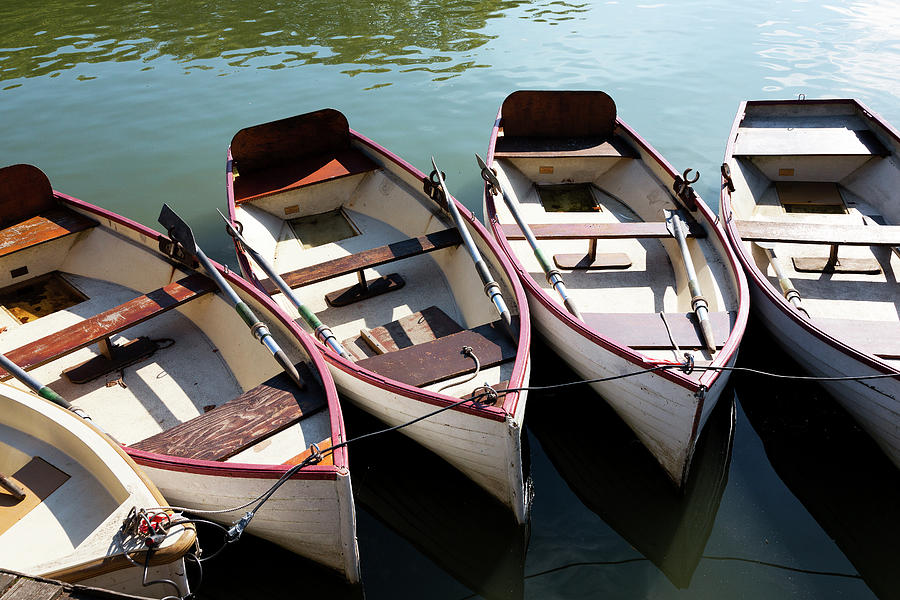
[288,208,359,249]
[777,181,848,215]
[537,183,601,212]
[0,272,87,325]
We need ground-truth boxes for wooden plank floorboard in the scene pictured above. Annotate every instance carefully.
[131,363,325,461]
[355,323,517,388]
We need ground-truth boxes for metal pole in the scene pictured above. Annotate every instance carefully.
[476,154,582,320]
[0,353,90,420]
[666,210,717,353]
[430,157,514,337]
[217,209,351,359]
[159,204,306,390]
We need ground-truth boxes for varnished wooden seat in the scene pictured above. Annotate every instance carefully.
[0,164,98,260]
[233,148,377,204]
[735,220,900,246]
[582,311,734,349]
[230,108,378,204]
[258,228,463,296]
[501,222,706,270]
[131,363,325,461]
[500,221,707,241]
[0,274,216,381]
[355,322,516,389]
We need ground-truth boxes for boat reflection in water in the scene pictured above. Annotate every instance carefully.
[526,345,735,589]
[738,325,900,600]
[346,405,529,600]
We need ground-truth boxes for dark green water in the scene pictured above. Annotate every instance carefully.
[3,1,900,598]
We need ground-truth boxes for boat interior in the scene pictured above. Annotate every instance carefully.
[230,109,521,401]
[490,91,740,364]
[0,382,191,576]
[725,101,900,365]
[0,164,332,467]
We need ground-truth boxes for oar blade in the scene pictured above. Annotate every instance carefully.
[158,203,198,255]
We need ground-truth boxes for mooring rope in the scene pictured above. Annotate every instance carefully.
[146,353,898,562]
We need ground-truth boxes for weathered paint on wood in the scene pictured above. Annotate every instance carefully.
[131,363,325,461]
[501,221,706,240]
[260,228,462,294]
[581,311,734,349]
[355,324,517,388]
[0,209,97,259]
[0,274,216,380]
[233,148,377,203]
[0,569,148,600]
[735,220,900,246]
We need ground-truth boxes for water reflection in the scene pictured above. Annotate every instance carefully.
[755,0,900,100]
[738,327,900,600]
[526,345,735,589]
[0,0,529,84]
[347,405,528,600]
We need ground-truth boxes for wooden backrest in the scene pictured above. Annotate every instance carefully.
[0,164,56,228]
[500,90,617,139]
[230,109,351,174]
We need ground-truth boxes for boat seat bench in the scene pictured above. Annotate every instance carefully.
[0,274,217,381]
[582,311,734,349]
[355,323,517,389]
[735,220,900,246]
[233,148,378,204]
[500,221,707,240]
[501,222,706,270]
[258,228,463,297]
[0,207,98,259]
[131,363,326,461]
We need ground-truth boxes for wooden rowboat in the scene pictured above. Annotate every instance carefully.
[721,98,900,471]
[0,380,195,598]
[483,90,748,486]
[225,109,532,523]
[0,164,360,582]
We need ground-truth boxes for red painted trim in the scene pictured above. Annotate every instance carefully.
[51,192,350,474]
[720,98,900,378]
[225,123,533,424]
[484,98,748,394]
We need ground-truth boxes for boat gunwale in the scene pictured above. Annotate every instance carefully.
[484,101,749,395]
[50,190,350,478]
[2,383,197,582]
[720,97,900,378]
[225,126,533,424]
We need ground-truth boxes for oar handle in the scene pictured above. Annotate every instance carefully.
[0,473,26,501]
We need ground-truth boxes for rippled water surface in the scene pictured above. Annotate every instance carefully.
[2,1,900,598]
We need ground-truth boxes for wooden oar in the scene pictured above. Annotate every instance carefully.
[0,472,26,501]
[0,352,91,420]
[476,153,583,320]
[158,204,306,390]
[430,157,514,337]
[216,209,351,359]
[665,210,717,353]
[756,242,808,317]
